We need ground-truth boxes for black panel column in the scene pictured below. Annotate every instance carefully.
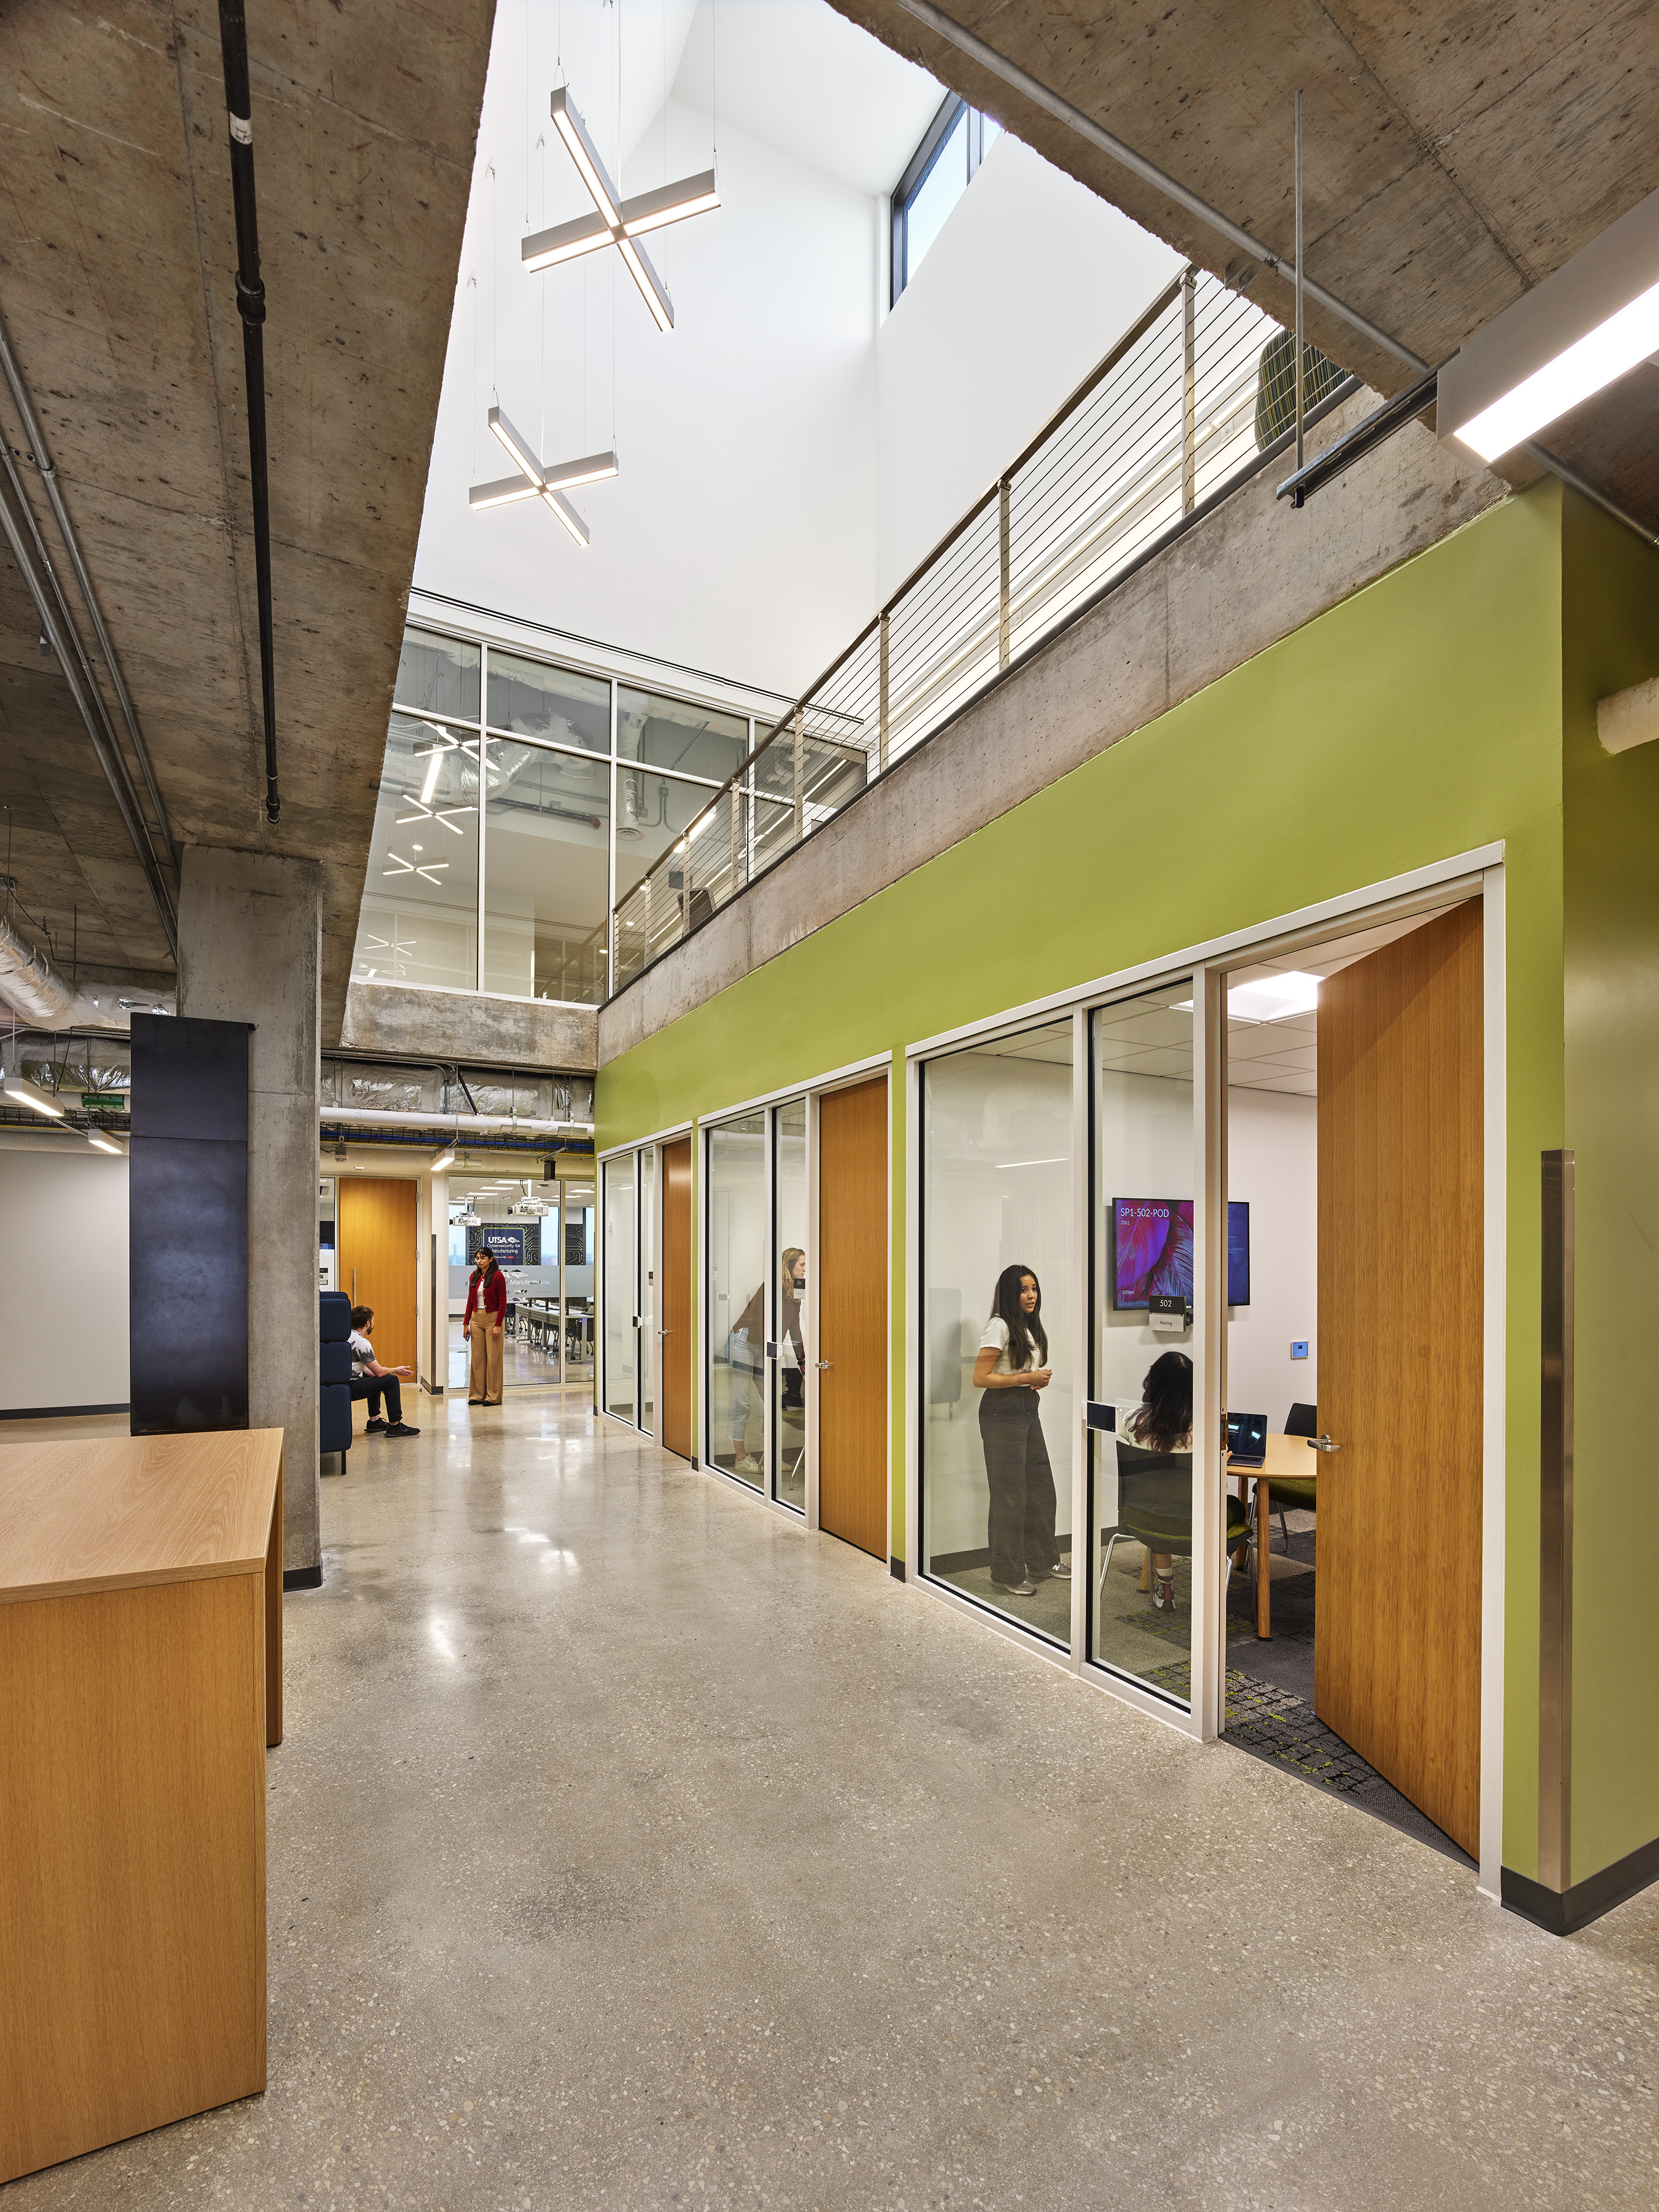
[129,1013,252,1433]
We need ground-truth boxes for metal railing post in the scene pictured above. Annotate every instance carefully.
[792,707,804,847]
[729,781,742,900]
[998,477,1011,667]
[879,611,890,774]
[1182,269,1197,514]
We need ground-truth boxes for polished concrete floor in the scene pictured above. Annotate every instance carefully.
[12,1394,1659,2210]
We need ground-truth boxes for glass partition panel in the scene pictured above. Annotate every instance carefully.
[603,1155,637,1422]
[618,686,748,785]
[1089,983,1199,1706]
[482,740,610,1004]
[921,1018,1075,1649]
[396,628,479,721]
[614,770,713,908]
[706,1113,767,1489]
[352,715,480,991]
[772,1100,808,1513]
[639,1149,656,1433]
[487,652,610,752]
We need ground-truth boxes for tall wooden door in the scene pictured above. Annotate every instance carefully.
[339,1179,417,1373]
[661,1139,692,1460]
[818,1077,888,1558]
[1317,902,1483,1856]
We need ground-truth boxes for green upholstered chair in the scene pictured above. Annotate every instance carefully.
[1261,1402,1320,1551]
[1101,1440,1252,1612]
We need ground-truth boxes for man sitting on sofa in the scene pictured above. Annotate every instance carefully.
[348,1305,420,1438]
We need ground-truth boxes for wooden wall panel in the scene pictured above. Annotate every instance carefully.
[818,1078,889,1559]
[661,1140,692,1460]
[339,1179,417,1374]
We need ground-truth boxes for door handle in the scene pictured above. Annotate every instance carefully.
[816,1360,832,1371]
[1310,1433,1341,1453]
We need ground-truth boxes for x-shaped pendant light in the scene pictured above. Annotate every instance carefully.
[468,406,619,546]
[521,86,719,332]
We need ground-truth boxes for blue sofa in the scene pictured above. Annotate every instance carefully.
[320,1290,352,1472]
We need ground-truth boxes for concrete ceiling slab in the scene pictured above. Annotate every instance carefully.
[0,0,493,1040]
[829,1,1659,509]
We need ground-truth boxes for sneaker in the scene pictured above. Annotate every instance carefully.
[385,1422,421,1438]
[991,1577,1038,1596]
[734,1453,762,1475]
[1040,1559,1072,1580]
[364,1416,388,1433]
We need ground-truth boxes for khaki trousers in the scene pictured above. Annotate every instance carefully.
[468,1309,504,1402]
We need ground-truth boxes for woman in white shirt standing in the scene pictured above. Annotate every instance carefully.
[971,1263,1066,1596]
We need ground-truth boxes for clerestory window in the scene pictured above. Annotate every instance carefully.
[891,94,1002,305]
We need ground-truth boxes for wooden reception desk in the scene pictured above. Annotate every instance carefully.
[0,1429,283,2184]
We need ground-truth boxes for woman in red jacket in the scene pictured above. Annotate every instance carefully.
[464,1246,508,1405]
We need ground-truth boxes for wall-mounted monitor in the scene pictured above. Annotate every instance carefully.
[1110,1198,1249,1309]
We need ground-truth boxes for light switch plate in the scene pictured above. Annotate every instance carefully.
[1290,1339,1309,1360]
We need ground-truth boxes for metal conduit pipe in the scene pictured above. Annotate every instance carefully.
[324,1106,595,1137]
[0,305,176,866]
[216,1,280,825]
[0,461,181,960]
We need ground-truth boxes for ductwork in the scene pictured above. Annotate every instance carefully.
[322,1105,594,1138]
[0,911,165,1031]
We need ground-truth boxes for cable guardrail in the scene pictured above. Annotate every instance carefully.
[611,266,1340,995]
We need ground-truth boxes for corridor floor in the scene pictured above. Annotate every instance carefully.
[13,1395,1657,2211]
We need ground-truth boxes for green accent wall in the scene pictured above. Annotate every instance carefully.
[600,478,1659,1888]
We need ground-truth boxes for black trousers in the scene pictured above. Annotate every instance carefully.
[979,1388,1057,1585]
[350,1373,402,1422]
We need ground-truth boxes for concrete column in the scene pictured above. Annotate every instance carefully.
[176,848,323,1582]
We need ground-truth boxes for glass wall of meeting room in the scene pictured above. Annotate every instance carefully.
[354,626,758,1007]
[602,1144,657,1434]
[917,987,1233,1716]
[704,1099,809,1515]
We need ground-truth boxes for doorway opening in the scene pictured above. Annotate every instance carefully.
[1215,900,1481,1865]
[447,1172,595,1394]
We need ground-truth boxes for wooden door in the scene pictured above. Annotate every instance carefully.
[661,1139,692,1460]
[339,1179,417,1373]
[1316,902,1483,1856]
[818,1077,888,1558]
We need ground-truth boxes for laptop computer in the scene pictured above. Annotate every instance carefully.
[1226,1411,1268,1467]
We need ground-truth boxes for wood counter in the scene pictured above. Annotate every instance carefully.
[0,1429,284,2183]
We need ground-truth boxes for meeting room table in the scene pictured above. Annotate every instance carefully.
[1227,1432,1319,1638]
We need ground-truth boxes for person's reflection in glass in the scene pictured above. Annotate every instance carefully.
[728,1279,765,1476]
[779,1247,806,1409]
[972,1265,1067,1597]
[1126,1351,1193,1610]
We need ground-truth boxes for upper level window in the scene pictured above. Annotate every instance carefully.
[891,95,1002,305]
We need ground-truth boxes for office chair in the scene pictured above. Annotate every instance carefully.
[1263,1402,1322,1552]
[1099,1439,1251,1613]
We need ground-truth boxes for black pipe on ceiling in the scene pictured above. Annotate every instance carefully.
[216,2,280,826]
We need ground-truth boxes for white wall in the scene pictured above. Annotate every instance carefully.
[875,133,1180,600]
[0,1143,129,1413]
[1227,1088,1318,1425]
[414,0,1182,702]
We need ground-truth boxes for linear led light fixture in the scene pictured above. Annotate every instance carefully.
[521,87,719,334]
[1,1068,65,1119]
[488,406,545,486]
[87,1130,127,1156]
[1440,184,1659,463]
[431,1145,456,1172]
